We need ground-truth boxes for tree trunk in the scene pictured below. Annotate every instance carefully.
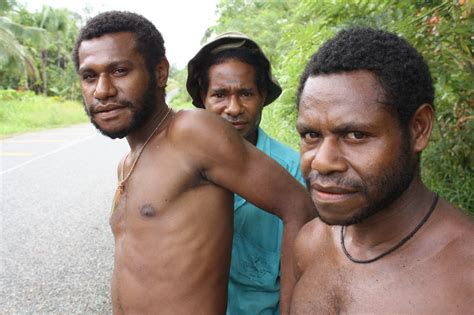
[41,50,48,95]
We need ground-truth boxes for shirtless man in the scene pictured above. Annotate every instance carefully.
[186,32,305,314]
[73,11,314,314]
[291,27,474,314]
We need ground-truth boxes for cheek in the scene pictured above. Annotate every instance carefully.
[249,107,262,123]
[204,102,225,115]
[299,147,314,177]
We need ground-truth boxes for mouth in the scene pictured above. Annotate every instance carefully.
[310,183,358,202]
[228,121,247,130]
[92,103,127,120]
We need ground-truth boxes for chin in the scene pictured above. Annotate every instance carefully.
[313,202,364,226]
[317,203,384,227]
[317,212,352,226]
[91,119,129,139]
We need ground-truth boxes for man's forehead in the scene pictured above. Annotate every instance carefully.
[298,73,393,126]
[79,32,137,55]
[78,32,140,68]
[302,72,386,106]
[209,62,257,83]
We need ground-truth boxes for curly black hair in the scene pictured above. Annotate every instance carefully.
[197,47,268,100]
[297,27,434,126]
[73,11,165,73]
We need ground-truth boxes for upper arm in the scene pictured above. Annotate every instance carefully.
[170,109,315,223]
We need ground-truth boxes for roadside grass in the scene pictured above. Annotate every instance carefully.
[0,90,88,137]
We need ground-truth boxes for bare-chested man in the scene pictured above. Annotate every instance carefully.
[291,27,474,314]
[73,11,315,314]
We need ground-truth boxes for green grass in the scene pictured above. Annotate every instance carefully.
[0,89,88,137]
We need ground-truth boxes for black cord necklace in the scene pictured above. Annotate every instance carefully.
[341,193,439,264]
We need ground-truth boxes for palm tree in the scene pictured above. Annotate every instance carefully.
[0,15,46,89]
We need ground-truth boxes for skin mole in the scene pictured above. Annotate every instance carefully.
[140,204,156,218]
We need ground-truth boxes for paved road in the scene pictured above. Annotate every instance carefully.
[1,124,129,313]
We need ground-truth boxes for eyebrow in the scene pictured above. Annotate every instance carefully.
[295,122,312,132]
[209,88,228,93]
[331,122,376,133]
[296,121,376,133]
[79,60,134,74]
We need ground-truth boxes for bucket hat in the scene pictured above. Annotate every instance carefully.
[186,31,282,108]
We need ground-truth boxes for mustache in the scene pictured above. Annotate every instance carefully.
[306,172,364,191]
[84,99,133,115]
[223,115,244,123]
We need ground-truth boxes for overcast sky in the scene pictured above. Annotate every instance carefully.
[23,0,219,68]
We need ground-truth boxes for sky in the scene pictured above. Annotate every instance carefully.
[23,0,219,68]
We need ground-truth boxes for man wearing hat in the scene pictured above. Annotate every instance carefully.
[187,32,304,315]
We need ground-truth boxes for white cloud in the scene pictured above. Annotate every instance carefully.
[23,0,218,68]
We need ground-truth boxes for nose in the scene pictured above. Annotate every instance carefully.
[93,74,117,100]
[310,138,347,175]
[224,95,243,116]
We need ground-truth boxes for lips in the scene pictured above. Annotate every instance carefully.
[92,103,127,120]
[93,103,126,113]
[228,120,247,130]
[310,182,358,202]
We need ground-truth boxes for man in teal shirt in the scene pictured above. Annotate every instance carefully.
[187,32,304,315]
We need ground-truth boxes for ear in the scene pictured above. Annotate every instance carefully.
[200,90,208,108]
[410,103,434,153]
[260,90,268,107]
[154,58,169,88]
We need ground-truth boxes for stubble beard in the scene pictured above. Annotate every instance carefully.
[308,136,416,226]
[84,73,157,139]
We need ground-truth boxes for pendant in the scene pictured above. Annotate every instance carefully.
[110,182,125,215]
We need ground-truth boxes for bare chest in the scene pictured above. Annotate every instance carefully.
[291,255,464,314]
[109,151,232,235]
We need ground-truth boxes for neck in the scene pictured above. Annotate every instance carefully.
[344,177,434,255]
[246,128,259,146]
[126,103,169,151]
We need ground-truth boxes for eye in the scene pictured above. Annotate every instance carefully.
[112,68,128,76]
[346,131,367,140]
[306,132,321,139]
[300,132,321,142]
[81,73,96,81]
[241,91,253,97]
[212,92,225,98]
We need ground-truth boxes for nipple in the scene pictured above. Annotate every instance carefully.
[140,204,156,218]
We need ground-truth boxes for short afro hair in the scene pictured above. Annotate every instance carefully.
[297,27,434,126]
[73,11,165,73]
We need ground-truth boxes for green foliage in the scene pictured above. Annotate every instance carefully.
[0,15,46,86]
[1,3,81,99]
[168,66,193,110]
[0,89,88,136]
[210,0,473,213]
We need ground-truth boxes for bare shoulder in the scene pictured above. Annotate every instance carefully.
[432,198,474,291]
[436,197,474,242]
[165,108,256,176]
[168,109,239,143]
[294,218,335,274]
[296,218,333,247]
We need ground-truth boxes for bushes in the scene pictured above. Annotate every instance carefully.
[0,89,88,136]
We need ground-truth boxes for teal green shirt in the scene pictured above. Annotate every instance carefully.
[227,128,304,315]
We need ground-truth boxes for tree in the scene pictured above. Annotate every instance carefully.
[0,15,46,89]
[1,2,81,98]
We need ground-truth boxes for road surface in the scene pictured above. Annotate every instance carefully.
[1,124,128,313]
